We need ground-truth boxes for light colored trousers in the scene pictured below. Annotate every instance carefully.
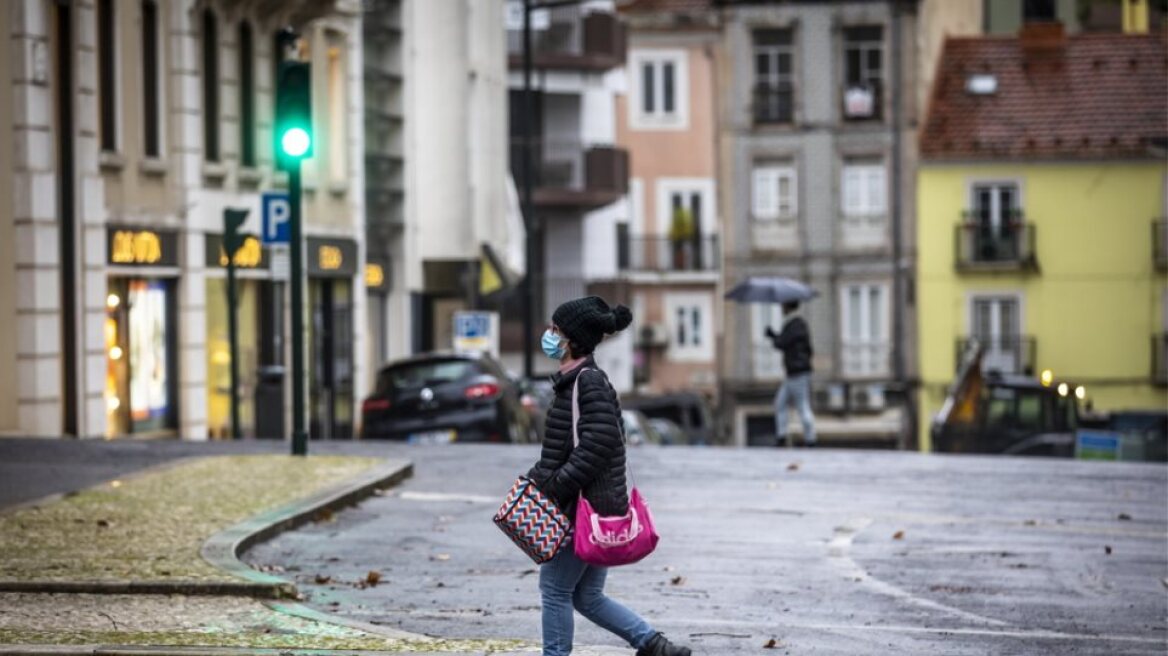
[775,372,816,445]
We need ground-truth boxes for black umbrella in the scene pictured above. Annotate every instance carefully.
[724,277,819,304]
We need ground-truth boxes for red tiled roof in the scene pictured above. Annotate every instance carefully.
[618,0,712,14]
[920,32,1168,161]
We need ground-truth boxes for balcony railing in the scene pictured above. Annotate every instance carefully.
[840,341,891,379]
[619,236,720,273]
[842,81,883,121]
[955,218,1038,271]
[955,335,1037,376]
[753,83,793,124]
[1154,333,1168,386]
[511,139,629,208]
[506,7,625,71]
[1153,219,1167,271]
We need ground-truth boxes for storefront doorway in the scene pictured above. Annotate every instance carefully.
[105,278,178,436]
[307,237,358,440]
[203,234,281,439]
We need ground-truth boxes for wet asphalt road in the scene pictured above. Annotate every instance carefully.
[246,444,1168,655]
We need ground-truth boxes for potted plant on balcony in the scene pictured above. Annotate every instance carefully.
[669,207,695,270]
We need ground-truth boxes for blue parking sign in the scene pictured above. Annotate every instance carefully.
[261,192,291,244]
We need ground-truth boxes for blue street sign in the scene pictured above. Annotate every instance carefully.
[261,192,291,244]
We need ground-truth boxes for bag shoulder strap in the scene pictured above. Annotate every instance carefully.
[571,368,637,489]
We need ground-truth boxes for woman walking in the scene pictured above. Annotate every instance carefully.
[526,296,692,656]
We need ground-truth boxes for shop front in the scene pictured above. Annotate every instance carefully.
[365,254,390,377]
[105,227,180,437]
[204,233,282,439]
[308,237,358,440]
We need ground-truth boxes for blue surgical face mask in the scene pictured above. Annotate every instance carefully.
[541,329,565,360]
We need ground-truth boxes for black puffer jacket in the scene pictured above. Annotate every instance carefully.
[527,358,628,521]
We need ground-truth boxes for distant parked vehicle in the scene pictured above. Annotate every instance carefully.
[622,392,714,445]
[647,418,687,446]
[361,352,529,443]
[518,377,555,443]
[622,410,662,446]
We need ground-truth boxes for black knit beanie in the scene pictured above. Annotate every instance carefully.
[552,296,633,356]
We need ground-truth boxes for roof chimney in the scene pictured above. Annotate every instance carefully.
[1019,21,1066,53]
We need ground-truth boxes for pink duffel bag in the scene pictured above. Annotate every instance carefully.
[570,370,659,567]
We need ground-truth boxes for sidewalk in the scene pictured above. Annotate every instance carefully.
[0,451,567,655]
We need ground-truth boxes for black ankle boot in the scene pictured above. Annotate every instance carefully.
[637,632,692,656]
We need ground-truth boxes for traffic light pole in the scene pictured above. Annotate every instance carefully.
[227,247,241,440]
[289,163,308,456]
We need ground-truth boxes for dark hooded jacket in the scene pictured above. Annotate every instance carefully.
[527,357,628,521]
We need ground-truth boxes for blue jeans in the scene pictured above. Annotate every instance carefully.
[775,372,816,445]
[539,544,657,656]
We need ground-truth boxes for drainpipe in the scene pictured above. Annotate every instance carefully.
[889,0,908,447]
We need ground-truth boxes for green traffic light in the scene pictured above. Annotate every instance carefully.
[281,127,311,158]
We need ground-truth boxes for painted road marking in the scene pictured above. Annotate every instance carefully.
[398,491,498,504]
[827,517,1012,627]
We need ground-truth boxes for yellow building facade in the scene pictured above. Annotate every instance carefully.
[917,162,1167,450]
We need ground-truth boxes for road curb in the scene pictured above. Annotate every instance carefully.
[0,458,412,600]
[200,458,414,599]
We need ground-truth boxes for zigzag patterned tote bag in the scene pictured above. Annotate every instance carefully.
[493,475,572,564]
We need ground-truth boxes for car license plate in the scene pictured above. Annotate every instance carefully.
[407,429,456,445]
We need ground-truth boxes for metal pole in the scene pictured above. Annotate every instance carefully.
[521,0,537,380]
[290,163,308,456]
[227,246,241,440]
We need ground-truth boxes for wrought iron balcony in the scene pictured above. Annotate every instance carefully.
[618,236,720,273]
[510,139,629,209]
[753,83,793,124]
[955,216,1038,271]
[955,335,1037,376]
[507,6,625,72]
[1153,219,1167,271]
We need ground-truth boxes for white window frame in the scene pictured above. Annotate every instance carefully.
[629,178,645,236]
[838,282,890,378]
[965,291,1026,375]
[751,303,785,380]
[752,164,798,222]
[629,49,689,131]
[655,177,716,236]
[326,31,348,187]
[665,292,714,363]
[840,161,887,248]
[841,162,887,217]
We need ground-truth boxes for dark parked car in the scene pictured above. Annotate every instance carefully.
[361,352,530,443]
[621,392,715,445]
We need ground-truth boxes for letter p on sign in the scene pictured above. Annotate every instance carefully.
[261,192,291,245]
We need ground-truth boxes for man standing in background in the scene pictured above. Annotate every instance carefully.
[765,301,816,447]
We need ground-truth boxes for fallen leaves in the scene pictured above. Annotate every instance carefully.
[314,574,331,585]
[1104,545,1113,555]
[786,462,800,472]
[892,530,905,540]
[430,553,451,562]
[1117,513,1132,521]
[670,575,686,586]
[365,570,382,586]
[763,637,784,648]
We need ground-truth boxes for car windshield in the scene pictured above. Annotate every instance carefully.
[379,359,478,392]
